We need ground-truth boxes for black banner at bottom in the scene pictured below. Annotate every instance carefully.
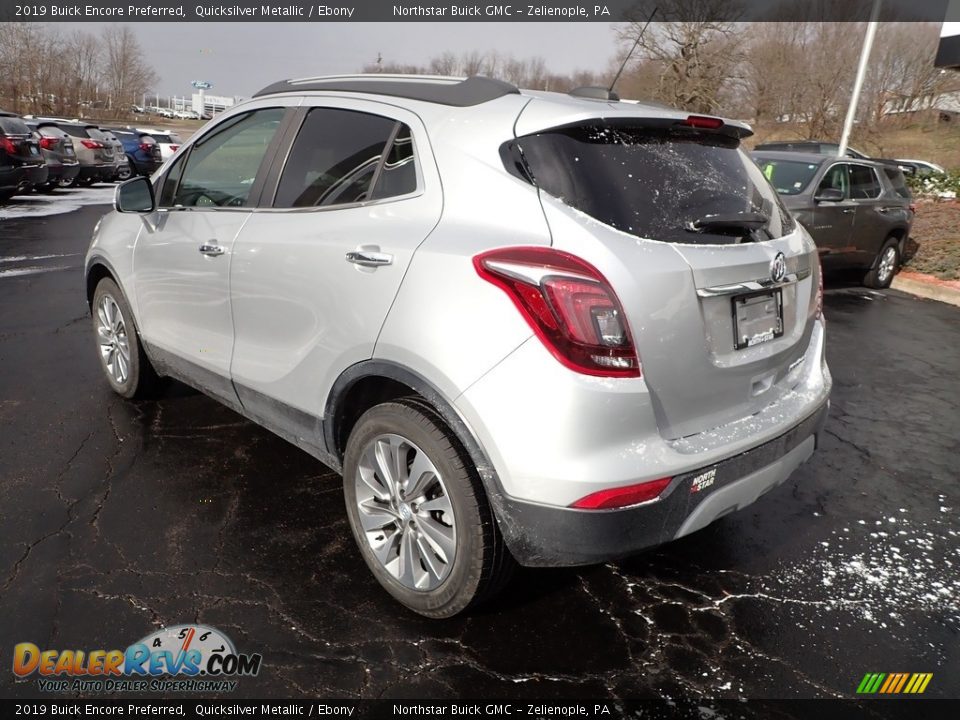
[2,699,959,720]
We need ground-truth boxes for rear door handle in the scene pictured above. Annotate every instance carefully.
[842,208,856,214]
[345,250,393,267]
[199,243,225,257]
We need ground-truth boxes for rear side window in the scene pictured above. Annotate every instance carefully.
[849,165,882,199]
[0,117,31,135]
[515,124,794,244]
[273,108,416,208]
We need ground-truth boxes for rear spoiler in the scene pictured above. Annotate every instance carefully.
[516,114,753,142]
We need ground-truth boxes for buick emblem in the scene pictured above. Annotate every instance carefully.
[770,252,787,283]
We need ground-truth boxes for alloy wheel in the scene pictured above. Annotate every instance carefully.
[878,246,897,285]
[96,294,130,385]
[354,433,457,591]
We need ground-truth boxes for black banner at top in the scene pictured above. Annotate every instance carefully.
[0,0,953,22]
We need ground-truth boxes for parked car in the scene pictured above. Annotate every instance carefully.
[753,151,914,288]
[51,121,115,186]
[25,121,81,191]
[754,140,870,159]
[103,128,163,177]
[87,75,831,617]
[99,130,130,181]
[894,158,946,177]
[0,110,47,201]
[133,128,181,161]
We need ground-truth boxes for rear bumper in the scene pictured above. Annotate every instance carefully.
[131,157,163,176]
[497,400,828,567]
[59,163,80,184]
[23,164,48,187]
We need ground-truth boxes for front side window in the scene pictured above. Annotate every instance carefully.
[273,108,415,208]
[159,108,284,208]
[817,164,849,198]
[849,165,882,199]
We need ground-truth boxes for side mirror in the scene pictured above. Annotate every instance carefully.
[814,188,844,203]
[115,176,155,213]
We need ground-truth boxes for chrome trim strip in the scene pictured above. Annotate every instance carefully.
[696,268,811,298]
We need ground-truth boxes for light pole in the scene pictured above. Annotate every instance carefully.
[838,0,883,156]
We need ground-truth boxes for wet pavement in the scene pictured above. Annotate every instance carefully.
[1,201,958,700]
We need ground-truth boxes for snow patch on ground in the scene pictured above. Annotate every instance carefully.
[0,186,114,220]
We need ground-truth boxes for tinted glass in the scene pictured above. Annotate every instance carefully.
[516,124,794,244]
[370,125,417,200]
[0,117,31,135]
[882,167,911,199]
[754,158,820,195]
[149,134,172,143]
[849,165,881,199]
[274,108,398,208]
[817,164,849,197]
[59,125,90,139]
[161,108,283,208]
[86,128,108,141]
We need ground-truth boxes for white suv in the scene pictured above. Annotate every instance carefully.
[86,75,831,617]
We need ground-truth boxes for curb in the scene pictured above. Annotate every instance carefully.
[891,274,960,308]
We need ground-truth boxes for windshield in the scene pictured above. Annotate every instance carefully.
[753,157,820,195]
[514,123,794,245]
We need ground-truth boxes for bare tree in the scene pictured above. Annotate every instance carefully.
[100,25,156,111]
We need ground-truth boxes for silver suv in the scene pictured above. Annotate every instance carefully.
[85,76,831,617]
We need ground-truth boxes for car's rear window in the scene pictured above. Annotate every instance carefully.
[753,158,820,195]
[150,134,172,143]
[0,117,31,135]
[87,128,109,141]
[60,125,91,139]
[514,123,794,245]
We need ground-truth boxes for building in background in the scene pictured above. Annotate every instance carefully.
[191,93,241,118]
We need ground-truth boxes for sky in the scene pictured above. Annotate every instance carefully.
[105,22,623,99]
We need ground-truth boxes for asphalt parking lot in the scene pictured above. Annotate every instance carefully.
[1,192,958,700]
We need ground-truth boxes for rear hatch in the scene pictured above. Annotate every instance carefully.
[87,128,115,162]
[0,116,43,166]
[511,111,819,439]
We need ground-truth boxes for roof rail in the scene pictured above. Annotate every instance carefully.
[253,74,520,106]
[568,86,620,101]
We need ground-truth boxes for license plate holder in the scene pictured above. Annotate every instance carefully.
[732,288,783,350]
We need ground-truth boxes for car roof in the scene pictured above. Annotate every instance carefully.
[250,74,753,137]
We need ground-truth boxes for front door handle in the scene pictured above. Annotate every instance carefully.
[346,250,393,267]
[199,243,225,257]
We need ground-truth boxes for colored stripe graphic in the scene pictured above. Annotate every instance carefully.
[857,672,932,694]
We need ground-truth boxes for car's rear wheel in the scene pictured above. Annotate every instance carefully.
[92,278,162,399]
[117,159,133,181]
[343,399,513,618]
[863,238,899,289]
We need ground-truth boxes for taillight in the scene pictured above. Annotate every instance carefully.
[1,137,16,154]
[39,137,59,150]
[681,115,724,129]
[815,255,824,322]
[80,139,103,149]
[474,246,641,378]
[571,477,672,509]
[138,142,153,152]
[908,203,917,214]
[169,145,179,152]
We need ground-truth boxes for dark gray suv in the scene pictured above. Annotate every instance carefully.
[753,151,914,288]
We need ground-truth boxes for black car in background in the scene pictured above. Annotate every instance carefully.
[26,121,81,191]
[754,140,870,159]
[0,111,47,202]
[753,151,914,289]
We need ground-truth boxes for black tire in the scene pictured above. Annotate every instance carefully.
[343,398,514,618]
[863,238,900,289]
[117,159,133,181]
[91,278,162,399]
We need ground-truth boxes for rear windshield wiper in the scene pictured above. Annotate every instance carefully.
[685,212,770,233]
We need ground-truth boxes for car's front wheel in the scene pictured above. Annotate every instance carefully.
[343,399,513,618]
[863,238,900,289]
[92,278,162,399]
